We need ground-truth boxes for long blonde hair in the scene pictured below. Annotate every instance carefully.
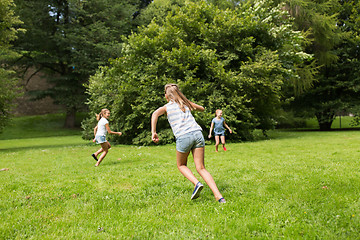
[165,83,193,112]
[96,108,109,121]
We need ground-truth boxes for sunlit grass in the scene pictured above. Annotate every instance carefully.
[1,115,360,239]
[305,116,360,129]
[0,113,86,140]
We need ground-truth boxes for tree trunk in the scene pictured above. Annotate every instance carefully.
[64,108,76,128]
[315,110,335,131]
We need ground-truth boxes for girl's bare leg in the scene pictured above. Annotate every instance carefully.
[176,151,199,185]
[94,148,103,157]
[220,136,226,150]
[214,136,220,152]
[192,147,223,200]
[95,142,109,166]
[94,142,110,157]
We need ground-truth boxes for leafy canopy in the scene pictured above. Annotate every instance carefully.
[83,0,311,145]
[13,0,146,127]
[0,0,23,133]
[279,0,359,130]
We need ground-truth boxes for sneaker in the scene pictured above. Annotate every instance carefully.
[223,146,227,151]
[191,182,204,200]
[218,197,226,203]
[92,154,98,161]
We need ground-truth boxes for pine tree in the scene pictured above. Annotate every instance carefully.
[277,0,359,130]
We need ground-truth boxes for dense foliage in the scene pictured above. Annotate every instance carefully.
[277,0,360,130]
[0,0,23,133]
[12,0,148,127]
[83,0,311,145]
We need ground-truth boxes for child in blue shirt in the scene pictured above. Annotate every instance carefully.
[208,109,232,152]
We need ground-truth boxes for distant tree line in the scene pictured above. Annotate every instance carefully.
[1,0,359,139]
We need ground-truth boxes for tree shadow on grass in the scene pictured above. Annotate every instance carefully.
[0,130,82,141]
[254,128,360,141]
[293,127,360,132]
[0,142,92,152]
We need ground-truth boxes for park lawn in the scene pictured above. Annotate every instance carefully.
[305,116,360,129]
[0,113,85,140]
[1,116,360,239]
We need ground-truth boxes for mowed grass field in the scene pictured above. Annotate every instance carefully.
[1,114,360,239]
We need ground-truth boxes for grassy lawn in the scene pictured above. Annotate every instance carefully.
[305,116,360,129]
[0,113,85,140]
[1,115,360,239]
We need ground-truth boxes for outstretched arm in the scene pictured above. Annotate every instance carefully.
[105,124,122,136]
[151,106,167,143]
[93,126,98,137]
[92,126,98,142]
[208,121,214,138]
[190,101,204,112]
[224,121,232,134]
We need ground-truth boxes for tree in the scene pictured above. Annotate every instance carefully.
[134,0,186,26]
[83,0,311,145]
[12,0,147,128]
[206,0,241,9]
[276,0,360,130]
[329,0,360,126]
[0,0,23,133]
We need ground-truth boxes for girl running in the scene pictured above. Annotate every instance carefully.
[92,108,122,167]
[151,84,226,203]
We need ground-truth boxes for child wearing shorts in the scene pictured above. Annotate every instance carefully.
[151,84,226,203]
[208,109,232,152]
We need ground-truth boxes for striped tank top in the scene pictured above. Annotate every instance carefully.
[165,101,202,139]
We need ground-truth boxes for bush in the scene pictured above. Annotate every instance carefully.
[275,111,307,129]
[83,0,310,145]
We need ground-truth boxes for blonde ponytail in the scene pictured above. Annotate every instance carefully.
[164,84,193,112]
[96,108,109,121]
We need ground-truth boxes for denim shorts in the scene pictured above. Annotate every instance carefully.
[215,132,225,137]
[176,131,205,153]
[95,135,107,144]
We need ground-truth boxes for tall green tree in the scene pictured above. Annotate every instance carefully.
[12,0,147,127]
[83,0,311,145]
[333,0,360,125]
[134,0,186,26]
[0,0,23,133]
[276,0,359,130]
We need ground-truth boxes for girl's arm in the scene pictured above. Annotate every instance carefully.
[224,121,232,134]
[151,106,167,143]
[189,101,204,112]
[105,124,122,136]
[93,126,98,137]
[92,126,98,142]
[208,122,214,138]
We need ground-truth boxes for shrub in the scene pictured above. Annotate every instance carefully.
[83,0,310,145]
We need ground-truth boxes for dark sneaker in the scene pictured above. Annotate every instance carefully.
[191,182,204,200]
[218,197,226,203]
[92,154,98,161]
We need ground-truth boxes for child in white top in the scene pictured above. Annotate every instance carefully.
[151,84,226,203]
[92,108,122,167]
[208,109,232,152]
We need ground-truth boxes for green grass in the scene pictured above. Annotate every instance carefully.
[0,113,86,140]
[305,116,360,129]
[1,115,360,239]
